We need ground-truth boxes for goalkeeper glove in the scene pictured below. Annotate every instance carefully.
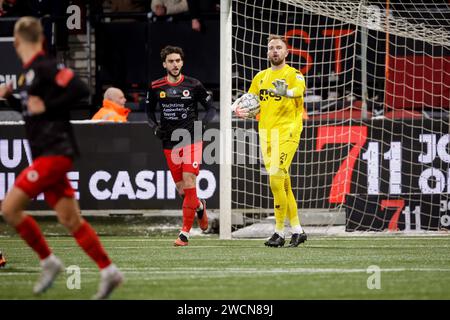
[268,79,288,96]
[230,96,242,112]
[268,79,297,98]
[234,106,249,119]
[231,96,249,119]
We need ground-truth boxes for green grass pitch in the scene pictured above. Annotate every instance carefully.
[1,223,450,300]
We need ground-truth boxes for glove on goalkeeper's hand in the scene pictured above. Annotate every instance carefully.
[268,79,288,96]
[234,106,250,119]
[231,96,249,119]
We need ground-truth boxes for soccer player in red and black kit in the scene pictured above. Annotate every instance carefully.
[0,17,123,299]
[146,45,216,246]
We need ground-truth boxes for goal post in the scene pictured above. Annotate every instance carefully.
[221,0,450,239]
[220,0,233,239]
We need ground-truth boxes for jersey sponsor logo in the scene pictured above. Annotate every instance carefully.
[160,91,166,98]
[18,74,25,86]
[25,70,35,85]
[259,89,282,101]
[27,170,39,182]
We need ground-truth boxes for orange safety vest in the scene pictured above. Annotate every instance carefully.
[91,99,131,122]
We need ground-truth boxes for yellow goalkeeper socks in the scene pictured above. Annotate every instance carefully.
[284,175,300,228]
[270,174,288,234]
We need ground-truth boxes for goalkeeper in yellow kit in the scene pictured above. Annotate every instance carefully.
[232,35,307,247]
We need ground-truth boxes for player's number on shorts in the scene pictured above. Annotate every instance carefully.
[280,152,287,165]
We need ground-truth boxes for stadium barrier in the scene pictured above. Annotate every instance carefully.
[0,122,220,210]
[1,119,449,229]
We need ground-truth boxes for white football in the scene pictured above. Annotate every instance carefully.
[239,93,260,118]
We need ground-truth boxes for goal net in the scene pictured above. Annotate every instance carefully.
[229,0,450,237]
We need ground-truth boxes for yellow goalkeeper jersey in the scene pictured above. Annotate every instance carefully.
[248,64,306,142]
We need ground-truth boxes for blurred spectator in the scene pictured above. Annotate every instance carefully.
[92,87,131,122]
[0,0,67,17]
[150,0,219,31]
[109,0,148,13]
[187,0,219,32]
[0,0,15,16]
[151,0,188,19]
[99,0,149,22]
[0,0,70,53]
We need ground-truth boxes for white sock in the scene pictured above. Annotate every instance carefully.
[274,229,285,238]
[180,231,189,238]
[41,253,57,266]
[101,263,117,277]
[292,225,304,234]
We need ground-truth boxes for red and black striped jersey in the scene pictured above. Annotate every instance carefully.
[145,74,216,149]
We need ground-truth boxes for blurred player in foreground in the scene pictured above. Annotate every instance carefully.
[232,35,308,248]
[0,16,123,298]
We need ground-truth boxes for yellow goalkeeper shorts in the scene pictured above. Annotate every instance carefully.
[260,138,299,176]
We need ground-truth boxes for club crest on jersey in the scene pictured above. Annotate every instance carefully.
[26,170,39,182]
[160,91,166,98]
[181,89,192,99]
[25,70,35,85]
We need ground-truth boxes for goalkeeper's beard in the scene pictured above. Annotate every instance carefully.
[269,57,284,66]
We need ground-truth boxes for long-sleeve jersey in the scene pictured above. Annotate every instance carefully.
[145,74,216,149]
[5,51,90,159]
[248,64,306,143]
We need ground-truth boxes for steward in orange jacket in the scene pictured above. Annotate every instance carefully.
[92,87,130,122]
[92,99,130,122]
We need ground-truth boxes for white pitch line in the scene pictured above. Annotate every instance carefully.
[2,238,449,243]
[3,267,450,276]
[6,244,450,250]
[25,245,450,250]
[306,244,450,248]
[1,236,449,243]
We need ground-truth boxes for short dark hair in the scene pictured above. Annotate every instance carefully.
[14,16,43,44]
[160,46,185,63]
[267,34,288,47]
